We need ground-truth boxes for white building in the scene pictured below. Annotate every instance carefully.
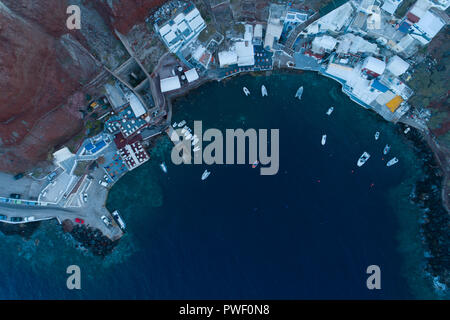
[386,55,410,76]
[126,93,146,118]
[235,40,255,66]
[184,68,199,83]
[410,10,446,44]
[218,51,238,67]
[156,5,206,53]
[253,24,263,43]
[311,35,337,54]
[160,76,181,93]
[336,33,379,54]
[306,2,353,34]
[381,0,403,15]
[264,4,286,51]
[362,56,386,76]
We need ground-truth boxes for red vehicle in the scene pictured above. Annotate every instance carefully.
[75,218,84,224]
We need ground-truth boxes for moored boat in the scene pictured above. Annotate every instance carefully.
[386,157,399,167]
[112,210,126,231]
[172,122,177,128]
[383,144,390,155]
[321,135,327,145]
[193,146,201,152]
[160,162,167,173]
[201,169,211,180]
[326,107,334,115]
[295,86,303,100]
[375,131,380,140]
[261,85,268,97]
[243,87,250,96]
[357,152,371,167]
[404,127,410,134]
[252,160,259,168]
[178,120,186,127]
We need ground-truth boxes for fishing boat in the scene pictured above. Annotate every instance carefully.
[326,107,334,115]
[375,131,380,140]
[252,160,259,168]
[295,86,303,100]
[201,169,211,180]
[160,162,167,173]
[261,85,268,97]
[112,210,126,231]
[177,120,186,127]
[383,144,391,155]
[386,157,399,167]
[172,122,177,128]
[357,152,371,167]
[321,135,327,145]
[243,87,250,96]
[404,127,410,134]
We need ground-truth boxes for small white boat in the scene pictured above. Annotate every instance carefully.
[357,152,371,167]
[160,162,167,173]
[383,144,390,155]
[375,131,380,140]
[112,210,126,231]
[386,157,399,167]
[243,87,250,96]
[193,146,201,152]
[172,122,177,128]
[192,136,199,146]
[321,135,327,145]
[295,86,303,100]
[326,107,334,115]
[404,127,410,134]
[181,126,188,134]
[201,169,211,180]
[252,160,259,168]
[261,85,268,97]
[177,120,186,127]
[185,133,192,140]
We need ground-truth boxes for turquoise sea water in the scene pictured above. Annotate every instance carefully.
[0,72,438,299]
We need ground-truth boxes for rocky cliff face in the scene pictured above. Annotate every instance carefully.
[0,0,166,173]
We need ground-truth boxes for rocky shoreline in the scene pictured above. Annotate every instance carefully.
[402,124,449,292]
[62,219,118,257]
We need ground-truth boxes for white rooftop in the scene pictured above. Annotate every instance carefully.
[128,93,146,118]
[362,56,386,75]
[218,51,238,67]
[311,35,337,53]
[184,68,199,83]
[160,76,181,93]
[415,10,445,39]
[235,41,255,66]
[386,55,410,76]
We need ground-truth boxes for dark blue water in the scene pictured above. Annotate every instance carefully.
[0,72,436,299]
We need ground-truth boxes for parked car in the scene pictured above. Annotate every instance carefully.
[10,193,21,199]
[101,215,112,227]
[83,193,88,202]
[0,215,7,221]
[10,217,24,222]
[13,173,24,180]
[99,180,108,187]
[75,218,84,224]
